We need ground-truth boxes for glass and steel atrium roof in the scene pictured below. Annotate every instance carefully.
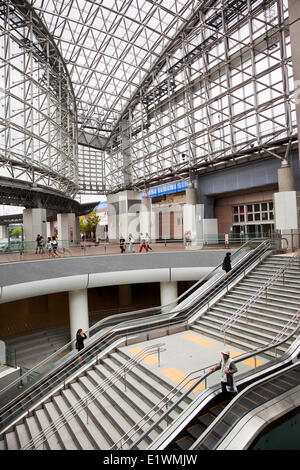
[31,0,198,142]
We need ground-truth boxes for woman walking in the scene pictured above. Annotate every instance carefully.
[76,329,87,363]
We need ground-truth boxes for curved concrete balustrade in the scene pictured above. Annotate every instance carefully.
[0,250,230,303]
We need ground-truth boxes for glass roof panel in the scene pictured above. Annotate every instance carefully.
[31,0,197,139]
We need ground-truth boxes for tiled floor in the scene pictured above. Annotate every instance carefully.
[120,329,267,396]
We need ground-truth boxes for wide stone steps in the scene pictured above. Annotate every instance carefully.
[0,344,179,450]
[192,254,300,358]
[217,296,297,320]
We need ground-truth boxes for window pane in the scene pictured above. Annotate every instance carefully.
[254,204,260,212]
[255,213,260,221]
[262,203,267,211]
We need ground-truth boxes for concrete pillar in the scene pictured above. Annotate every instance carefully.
[0,340,5,365]
[47,221,55,239]
[68,289,89,349]
[160,281,178,312]
[288,0,300,165]
[274,164,299,249]
[23,208,47,249]
[107,190,141,242]
[140,196,154,239]
[57,213,77,248]
[118,284,132,306]
[278,165,295,192]
[183,186,198,246]
[0,225,8,240]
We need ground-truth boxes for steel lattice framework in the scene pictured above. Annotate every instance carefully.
[0,0,78,203]
[1,0,298,197]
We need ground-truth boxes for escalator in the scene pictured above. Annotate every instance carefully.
[168,362,300,451]
[0,239,274,434]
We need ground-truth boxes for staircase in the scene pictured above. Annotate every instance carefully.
[0,348,192,450]
[4,327,70,370]
[191,254,300,360]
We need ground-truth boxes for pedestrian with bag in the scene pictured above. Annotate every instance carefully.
[128,233,135,253]
[211,349,238,404]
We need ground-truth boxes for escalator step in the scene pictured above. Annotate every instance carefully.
[201,431,219,450]
[246,390,268,405]
[243,391,265,406]
[187,424,206,440]
[210,420,229,439]
[175,436,194,450]
[238,397,256,411]
[279,374,300,387]
[210,403,226,417]
[221,409,241,427]
[197,412,215,428]
[285,370,300,381]
[262,381,286,395]
[257,386,276,400]
[270,377,291,391]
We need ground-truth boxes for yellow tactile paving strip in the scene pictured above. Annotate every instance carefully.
[161,367,205,393]
[128,346,160,365]
[127,334,265,393]
[225,348,265,368]
[182,333,216,348]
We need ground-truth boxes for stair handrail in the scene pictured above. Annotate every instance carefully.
[220,253,300,339]
[0,239,273,435]
[112,319,300,450]
[0,239,270,405]
[20,343,166,450]
[190,358,300,451]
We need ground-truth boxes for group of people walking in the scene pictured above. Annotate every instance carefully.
[120,233,153,254]
[35,234,59,258]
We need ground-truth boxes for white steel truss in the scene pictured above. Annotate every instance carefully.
[0,0,78,198]
[1,0,298,196]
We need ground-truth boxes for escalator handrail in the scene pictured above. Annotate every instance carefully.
[128,320,300,450]
[190,359,300,450]
[221,253,300,333]
[0,239,270,403]
[0,240,272,430]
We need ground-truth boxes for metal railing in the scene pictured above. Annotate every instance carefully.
[21,343,166,450]
[0,238,273,433]
[220,253,300,343]
[125,320,300,451]
[190,345,300,451]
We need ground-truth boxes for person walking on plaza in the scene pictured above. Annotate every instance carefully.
[128,233,135,253]
[35,234,41,254]
[51,236,59,257]
[139,233,148,252]
[222,251,232,276]
[145,232,152,251]
[211,350,238,404]
[39,236,45,254]
[120,234,126,253]
[76,329,87,364]
[46,237,53,258]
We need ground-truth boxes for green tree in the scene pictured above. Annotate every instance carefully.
[11,226,22,238]
[80,211,100,239]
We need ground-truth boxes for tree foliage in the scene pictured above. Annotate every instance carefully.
[80,210,100,237]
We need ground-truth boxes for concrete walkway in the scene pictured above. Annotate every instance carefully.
[0,242,237,264]
[120,328,267,397]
